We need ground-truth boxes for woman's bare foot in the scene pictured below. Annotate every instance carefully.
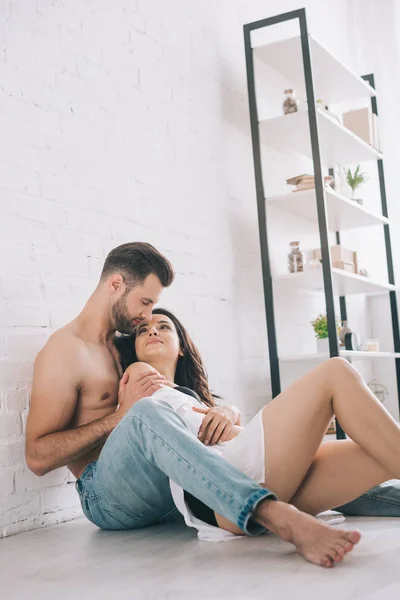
[254,500,361,568]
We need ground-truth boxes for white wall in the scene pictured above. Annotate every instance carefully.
[1,0,399,537]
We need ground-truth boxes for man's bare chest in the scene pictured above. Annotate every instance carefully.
[72,347,122,426]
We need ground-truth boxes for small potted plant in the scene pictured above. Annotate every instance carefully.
[346,165,368,205]
[311,314,341,353]
[311,313,329,353]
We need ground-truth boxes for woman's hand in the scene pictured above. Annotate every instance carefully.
[192,406,238,445]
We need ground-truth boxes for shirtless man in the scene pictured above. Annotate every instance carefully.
[26,241,365,568]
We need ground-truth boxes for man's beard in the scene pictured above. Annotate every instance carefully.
[112,295,135,334]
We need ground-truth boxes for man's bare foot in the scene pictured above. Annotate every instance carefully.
[254,500,361,568]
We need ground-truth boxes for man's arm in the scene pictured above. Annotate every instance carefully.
[26,336,166,476]
[26,337,122,476]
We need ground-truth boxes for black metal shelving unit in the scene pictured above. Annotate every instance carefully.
[243,8,400,439]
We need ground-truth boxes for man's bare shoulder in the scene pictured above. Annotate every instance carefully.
[35,326,89,368]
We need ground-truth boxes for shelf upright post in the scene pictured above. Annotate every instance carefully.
[243,13,304,398]
[243,8,346,437]
[298,12,339,358]
[335,232,348,323]
[328,168,348,325]
[362,73,400,417]
[298,11,345,439]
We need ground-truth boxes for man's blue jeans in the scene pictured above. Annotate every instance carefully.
[335,480,400,517]
[75,398,276,533]
[76,397,400,532]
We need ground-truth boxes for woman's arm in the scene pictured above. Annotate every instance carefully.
[192,406,243,445]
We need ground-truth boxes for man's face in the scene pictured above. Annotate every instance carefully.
[111,274,163,334]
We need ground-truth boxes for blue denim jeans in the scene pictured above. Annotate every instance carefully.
[75,397,276,534]
[335,479,400,517]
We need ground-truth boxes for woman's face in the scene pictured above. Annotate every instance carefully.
[135,314,183,367]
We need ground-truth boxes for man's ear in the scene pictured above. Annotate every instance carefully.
[108,274,125,295]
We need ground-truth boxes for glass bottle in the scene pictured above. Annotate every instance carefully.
[339,320,352,346]
[283,89,298,115]
[332,165,342,194]
[288,241,305,273]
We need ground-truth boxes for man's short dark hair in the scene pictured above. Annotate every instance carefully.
[100,242,174,288]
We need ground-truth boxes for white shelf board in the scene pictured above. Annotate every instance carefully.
[260,109,382,166]
[280,351,400,363]
[274,267,398,296]
[254,35,375,105]
[323,434,338,442]
[266,187,389,231]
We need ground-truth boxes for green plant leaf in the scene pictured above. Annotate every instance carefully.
[346,164,368,191]
[311,313,329,338]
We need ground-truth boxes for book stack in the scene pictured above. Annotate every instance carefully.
[314,245,358,274]
[286,174,333,192]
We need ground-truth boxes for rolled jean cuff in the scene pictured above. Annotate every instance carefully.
[237,488,277,535]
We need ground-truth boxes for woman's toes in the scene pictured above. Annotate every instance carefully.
[322,557,334,568]
[327,549,341,563]
[345,530,361,545]
[334,539,352,555]
[334,553,343,563]
[334,544,347,557]
[344,541,354,553]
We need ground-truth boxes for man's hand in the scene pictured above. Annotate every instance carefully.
[117,368,166,416]
[192,405,238,445]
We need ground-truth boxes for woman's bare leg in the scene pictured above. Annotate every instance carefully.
[261,357,400,502]
[290,439,393,514]
[213,357,400,567]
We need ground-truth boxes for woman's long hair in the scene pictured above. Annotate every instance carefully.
[115,308,216,407]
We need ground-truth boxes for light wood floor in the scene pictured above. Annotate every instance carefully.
[1,516,400,599]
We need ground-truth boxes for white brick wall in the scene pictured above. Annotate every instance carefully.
[1,0,399,538]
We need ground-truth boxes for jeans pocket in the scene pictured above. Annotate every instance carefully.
[89,497,143,530]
